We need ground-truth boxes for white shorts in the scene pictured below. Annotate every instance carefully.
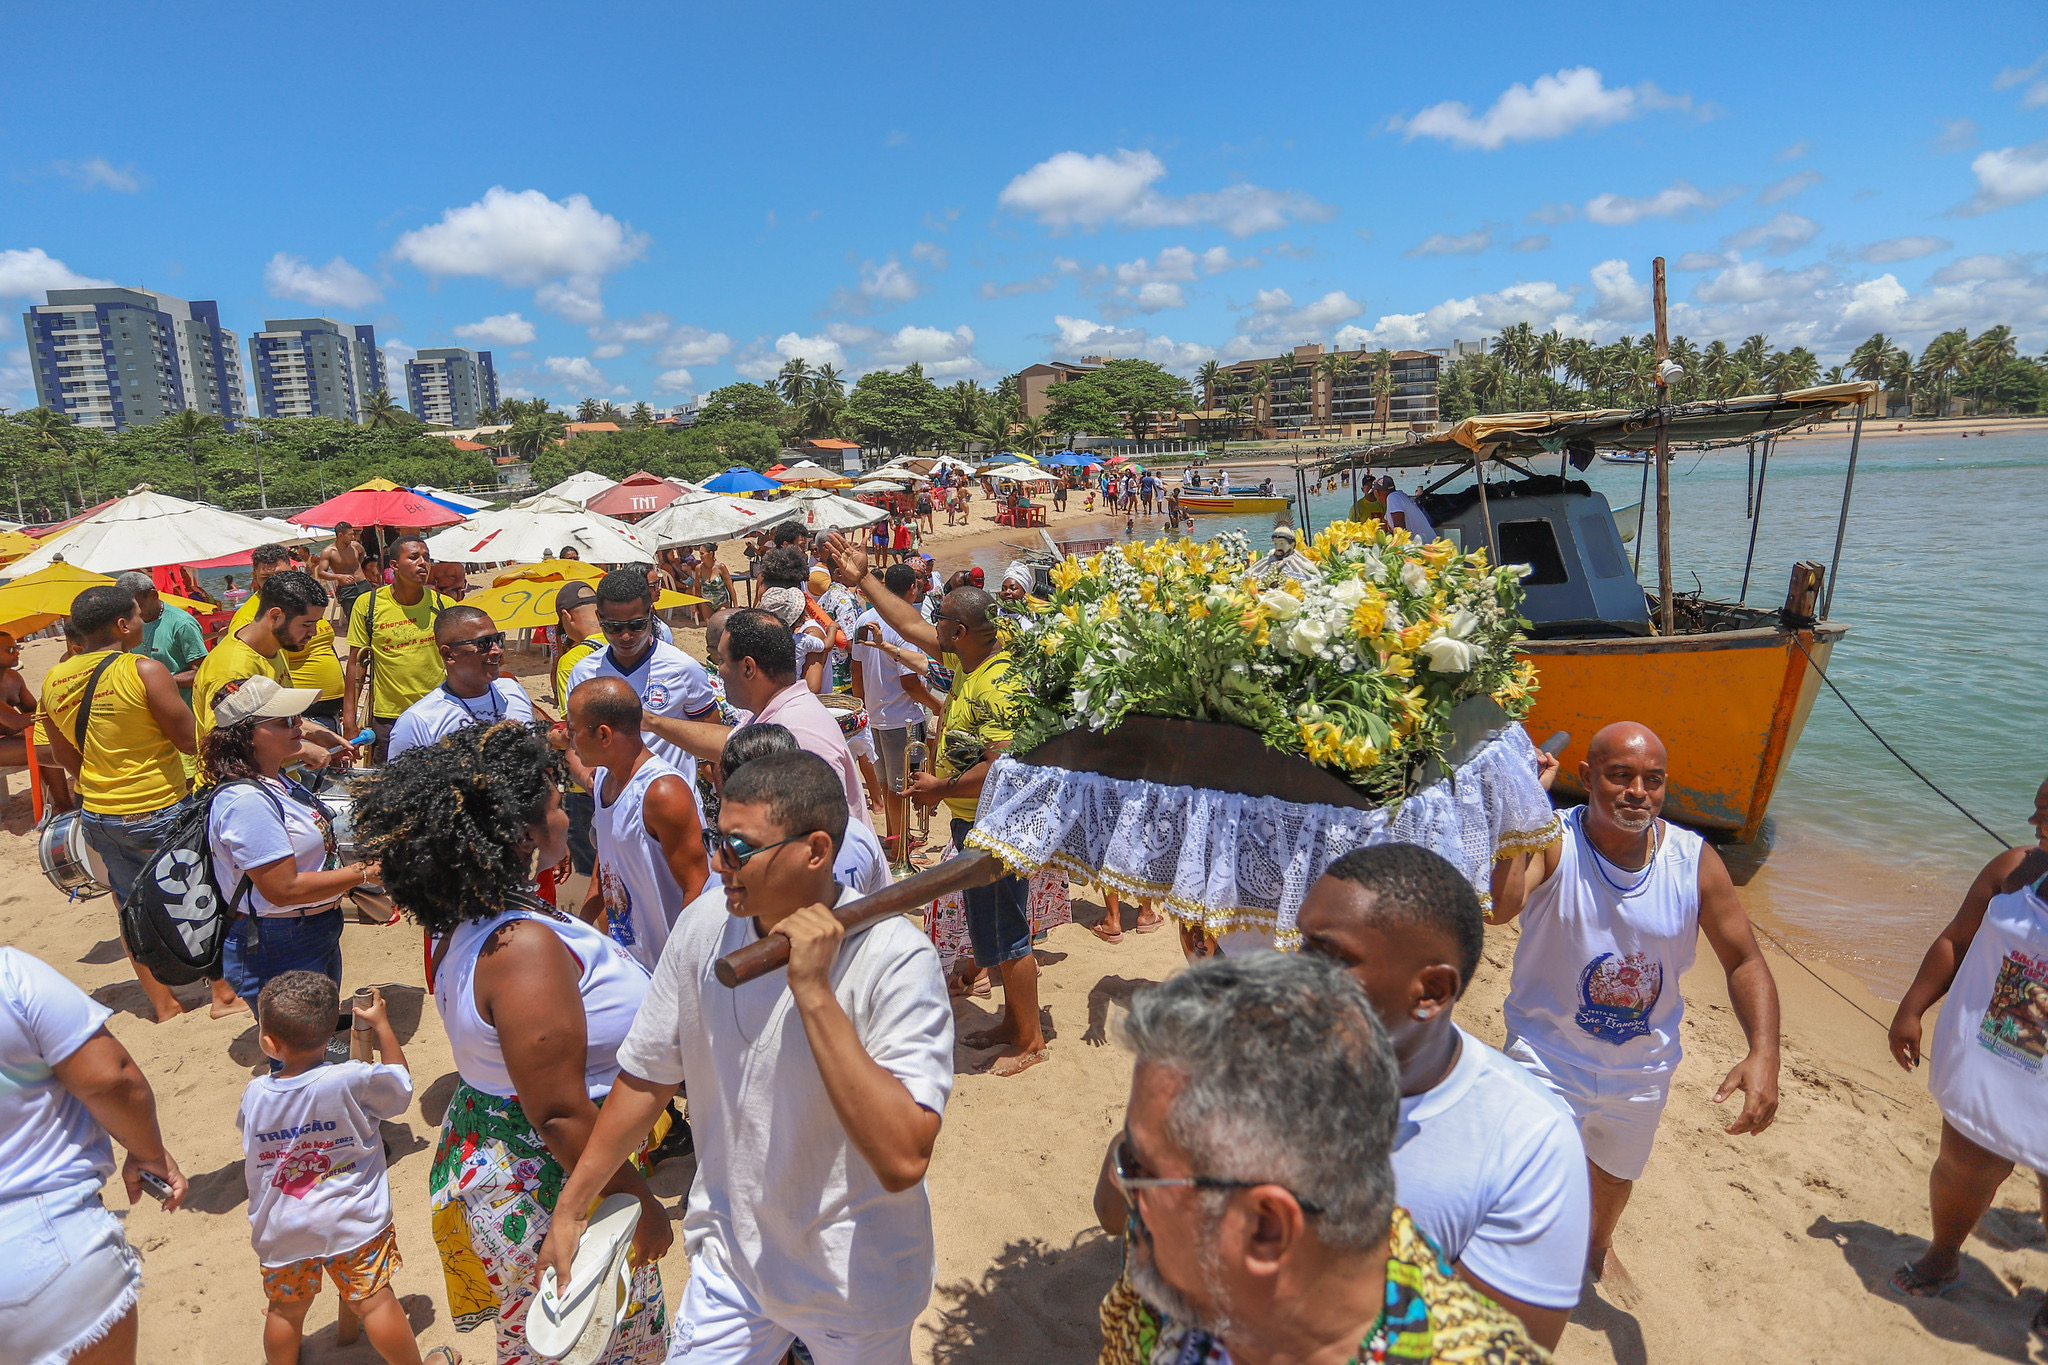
[665,1248,915,1365]
[1505,1036,1672,1182]
[0,1182,143,1365]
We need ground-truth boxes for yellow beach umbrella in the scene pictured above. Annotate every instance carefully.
[468,580,703,631]
[0,563,212,637]
[0,530,41,566]
[490,558,604,587]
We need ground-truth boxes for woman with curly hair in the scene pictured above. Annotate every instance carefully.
[350,721,672,1364]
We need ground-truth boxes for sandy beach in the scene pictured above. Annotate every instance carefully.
[7,609,2046,1364]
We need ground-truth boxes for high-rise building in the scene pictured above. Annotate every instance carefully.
[20,286,247,431]
[248,317,386,421]
[404,347,498,426]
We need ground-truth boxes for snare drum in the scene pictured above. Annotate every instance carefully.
[39,810,111,900]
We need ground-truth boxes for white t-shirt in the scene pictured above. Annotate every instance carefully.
[208,778,337,917]
[1929,877,2048,1172]
[386,679,536,760]
[1394,1025,1590,1310]
[568,641,719,789]
[617,884,953,1336]
[238,1060,414,1266]
[0,947,115,1203]
[1383,490,1436,541]
[837,819,892,896]
[851,608,923,729]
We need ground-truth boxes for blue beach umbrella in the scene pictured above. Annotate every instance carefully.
[703,466,782,494]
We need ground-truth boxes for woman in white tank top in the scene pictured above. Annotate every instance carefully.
[1888,783,2048,1304]
[351,721,673,1363]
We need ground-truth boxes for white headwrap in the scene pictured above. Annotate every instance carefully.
[1002,562,1034,593]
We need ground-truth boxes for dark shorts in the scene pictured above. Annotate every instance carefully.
[563,789,598,876]
[305,698,344,726]
[952,818,1032,968]
[221,906,345,1012]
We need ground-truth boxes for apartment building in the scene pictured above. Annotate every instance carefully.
[1208,343,1443,437]
[248,318,388,421]
[404,347,499,426]
[1014,357,1107,419]
[20,286,247,431]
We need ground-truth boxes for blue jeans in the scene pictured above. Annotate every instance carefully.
[80,798,190,904]
[221,907,345,1014]
[953,818,1032,968]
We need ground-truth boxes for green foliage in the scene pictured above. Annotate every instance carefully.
[1044,359,1194,440]
[698,382,789,429]
[842,365,948,455]
[527,421,782,487]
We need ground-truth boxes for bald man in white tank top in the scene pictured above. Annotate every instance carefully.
[1490,721,1780,1302]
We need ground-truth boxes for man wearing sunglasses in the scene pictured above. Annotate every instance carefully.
[540,748,952,1365]
[566,569,721,796]
[1096,953,1545,1365]
[383,606,535,762]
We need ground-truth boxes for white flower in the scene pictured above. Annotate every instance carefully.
[1445,607,1481,639]
[1359,550,1387,581]
[1419,633,1483,672]
[1329,576,1368,609]
[1288,617,1331,655]
[1259,589,1303,620]
[1383,602,1405,633]
[1400,561,1431,595]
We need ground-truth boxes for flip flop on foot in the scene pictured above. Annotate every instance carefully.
[986,1048,1049,1078]
[1133,914,1165,934]
[1889,1261,1961,1298]
[425,1349,462,1365]
[1089,920,1124,944]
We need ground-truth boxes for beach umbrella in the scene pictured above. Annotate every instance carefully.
[468,575,702,631]
[989,467,1060,484]
[702,466,782,494]
[289,477,467,529]
[424,494,654,565]
[632,487,802,548]
[414,485,495,513]
[781,488,889,532]
[0,562,211,636]
[0,531,39,566]
[584,471,693,521]
[491,559,603,586]
[539,470,620,507]
[771,460,851,486]
[2,487,318,580]
[1106,453,1133,464]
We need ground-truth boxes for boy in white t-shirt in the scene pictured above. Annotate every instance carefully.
[539,749,954,1365]
[238,972,444,1365]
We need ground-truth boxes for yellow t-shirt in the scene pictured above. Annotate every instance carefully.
[554,636,602,793]
[42,650,187,816]
[346,588,449,720]
[936,649,1017,822]
[191,635,294,742]
[233,597,347,701]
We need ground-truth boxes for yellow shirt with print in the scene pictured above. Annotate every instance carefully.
[229,597,345,701]
[554,636,602,793]
[191,634,294,743]
[936,648,1017,822]
[346,588,449,721]
[41,650,187,816]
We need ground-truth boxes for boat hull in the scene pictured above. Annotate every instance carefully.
[1181,495,1294,513]
[1515,622,1844,843]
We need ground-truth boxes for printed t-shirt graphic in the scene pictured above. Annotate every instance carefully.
[1978,950,2048,1067]
[346,589,449,720]
[1576,952,1662,1043]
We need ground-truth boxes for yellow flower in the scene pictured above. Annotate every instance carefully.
[1060,602,1082,626]
[1381,652,1414,679]
[1351,600,1387,637]
[1399,622,1432,652]
[1341,736,1380,770]
[1138,580,1158,607]
[1050,559,1084,592]
[1189,600,1211,621]
[1042,629,1065,656]
[1098,595,1123,622]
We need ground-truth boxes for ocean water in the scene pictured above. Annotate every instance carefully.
[965,430,2047,996]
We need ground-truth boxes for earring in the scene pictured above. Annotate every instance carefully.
[1412,1008,1430,1020]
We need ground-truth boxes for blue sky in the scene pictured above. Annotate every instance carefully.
[6,1,2047,410]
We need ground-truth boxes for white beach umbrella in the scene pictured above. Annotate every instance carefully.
[988,467,1061,484]
[424,494,654,564]
[633,487,803,548]
[2,486,317,579]
[782,488,889,532]
[540,471,619,506]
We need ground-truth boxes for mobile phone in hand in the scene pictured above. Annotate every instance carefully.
[138,1169,175,1203]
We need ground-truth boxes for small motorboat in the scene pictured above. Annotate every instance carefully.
[1179,493,1296,514]
[1600,449,1651,465]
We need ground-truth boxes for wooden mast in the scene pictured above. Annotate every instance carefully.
[1652,256,1675,635]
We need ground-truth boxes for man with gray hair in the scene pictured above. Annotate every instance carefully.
[1098,953,1543,1365]
[117,571,206,707]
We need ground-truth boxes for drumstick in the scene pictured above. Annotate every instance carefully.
[715,850,1006,987]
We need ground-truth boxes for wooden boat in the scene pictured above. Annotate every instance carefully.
[1294,374,1880,845]
[1179,493,1295,514]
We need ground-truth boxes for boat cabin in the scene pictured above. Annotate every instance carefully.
[1418,476,1651,638]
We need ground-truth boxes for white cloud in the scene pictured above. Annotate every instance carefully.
[453,311,538,346]
[263,252,385,310]
[1675,251,1733,271]
[1335,315,1430,350]
[1336,278,1590,350]
[1692,259,1833,306]
[1933,118,1978,154]
[2,343,36,406]
[1132,282,1186,312]
[735,331,848,380]
[909,240,949,271]
[591,344,626,360]
[1723,212,1820,255]
[1959,141,2048,214]
[1993,52,2048,107]
[865,324,984,378]
[1776,141,1810,162]
[1590,259,1650,319]
[1049,316,1217,372]
[1928,253,2031,285]
[0,247,112,298]
[1757,169,1822,204]
[1406,229,1492,257]
[654,369,695,395]
[382,339,417,377]
[1509,234,1551,253]
[1240,288,1365,343]
[1115,247,1201,286]
[544,354,624,394]
[1199,245,1256,274]
[392,186,648,323]
[998,149,1332,237]
[860,258,920,304]
[53,157,141,193]
[656,327,733,368]
[1394,67,1697,151]
[589,312,672,346]
[1585,179,1734,225]
[1858,236,1951,264]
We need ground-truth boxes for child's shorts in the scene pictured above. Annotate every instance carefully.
[260,1224,401,1305]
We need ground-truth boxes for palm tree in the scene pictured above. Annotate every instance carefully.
[477,402,502,424]
[575,398,604,423]
[1847,334,1894,383]
[1882,344,1915,414]
[777,358,811,408]
[1247,371,1271,431]
[1763,347,1820,394]
[163,409,222,500]
[508,407,568,461]
[1824,364,1848,384]
[1197,360,1223,409]
[19,407,82,504]
[630,402,654,427]
[1665,335,1699,402]
[362,389,407,429]
[1967,325,2018,412]
[1222,395,1251,433]
[800,365,848,439]
[1736,334,1771,374]
[1918,329,1969,416]
[1372,349,1396,434]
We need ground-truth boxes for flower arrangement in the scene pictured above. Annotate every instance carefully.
[1006,519,1537,803]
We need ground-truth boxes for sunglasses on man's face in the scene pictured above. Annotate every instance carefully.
[599,615,653,636]
[711,830,815,869]
[446,632,506,653]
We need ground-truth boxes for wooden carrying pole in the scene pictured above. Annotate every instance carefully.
[715,849,1005,987]
[1651,257,1675,635]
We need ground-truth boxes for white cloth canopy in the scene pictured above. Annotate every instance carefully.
[987,467,1060,484]
[1,487,316,579]
[967,725,1558,949]
[927,455,976,476]
[424,494,653,564]
[780,488,889,532]
[770,460,844,483]
[632,487,803,548]
[540,471,619,506]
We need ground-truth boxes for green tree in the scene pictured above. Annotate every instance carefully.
[698,382,788,429]
[162,409,224,500]
[508,407,569,461]
[843,365,948,456]
[362,390,408,430]
[1197,359,1223,408]
[1043,359,1194,441]
[630,402,655,428]
[19,407,82,504]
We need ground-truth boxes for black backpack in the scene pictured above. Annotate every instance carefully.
[118,779,278,986]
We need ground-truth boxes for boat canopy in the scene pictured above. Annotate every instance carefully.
[1305,381,1879,474]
